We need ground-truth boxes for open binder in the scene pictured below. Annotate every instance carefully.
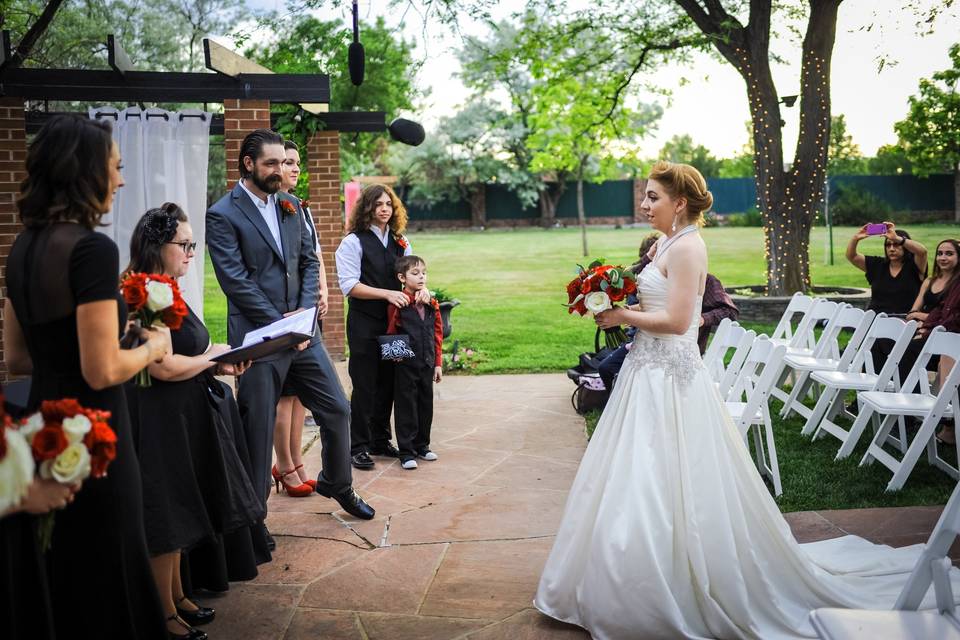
[211,307,317,364]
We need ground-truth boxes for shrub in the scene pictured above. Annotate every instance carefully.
[726,208,764,227]
[702,211,721,227]
[828,185,893,226]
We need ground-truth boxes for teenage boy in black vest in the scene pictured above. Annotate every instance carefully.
[385,255,443,469]
[334,185,430,469]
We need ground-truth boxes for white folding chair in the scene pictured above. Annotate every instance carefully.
[809,480,960,639]
[769,292,816,351]
[777,306,875,421]
[702,319,757,399]
[717,327,758,400]
[770,300,845,408]
[702,317,738,379]
[854,327,960,491]
[725,336,789,495]
[806,316,917,456]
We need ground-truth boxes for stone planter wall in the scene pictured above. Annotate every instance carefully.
[728,286,871,324]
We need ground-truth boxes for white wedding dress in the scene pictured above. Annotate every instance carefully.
[535,239,960,639]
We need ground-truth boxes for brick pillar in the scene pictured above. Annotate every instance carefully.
[0,98,27,381]
[633,178,648,224]
[223,99,271,189]
[307,130,345,359]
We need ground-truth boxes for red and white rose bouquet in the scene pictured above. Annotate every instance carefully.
[0,395,33,515]
[565,259,638,349]
[120,272,188,386]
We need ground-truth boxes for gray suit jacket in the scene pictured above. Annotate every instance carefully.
[207,183,320,351]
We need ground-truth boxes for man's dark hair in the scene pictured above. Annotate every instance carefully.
[395,254,425,275]
[238,128,284,179]
[283,139,299,152]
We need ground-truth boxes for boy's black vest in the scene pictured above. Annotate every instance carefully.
[347,230,404,334]
[398,302,437,369]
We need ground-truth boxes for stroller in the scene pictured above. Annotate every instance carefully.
[567,328,615,415]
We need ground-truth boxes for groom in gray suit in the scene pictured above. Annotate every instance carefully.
[207,129,374,523]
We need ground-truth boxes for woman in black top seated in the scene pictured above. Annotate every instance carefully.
[906,238,959,325]
[845,222,928,315]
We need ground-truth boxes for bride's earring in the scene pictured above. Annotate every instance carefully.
[671,215,678,233]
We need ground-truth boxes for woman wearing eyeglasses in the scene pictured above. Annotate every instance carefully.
[845,221,928,316]
[124,203,265,640]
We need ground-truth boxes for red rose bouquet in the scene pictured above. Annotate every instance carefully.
[18,399,117,550]
[565,258,638,349]
[121,272,188,386]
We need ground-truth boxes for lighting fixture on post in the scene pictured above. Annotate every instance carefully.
[348,0,365,86]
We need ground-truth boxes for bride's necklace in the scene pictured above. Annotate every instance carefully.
[655,224,698,263]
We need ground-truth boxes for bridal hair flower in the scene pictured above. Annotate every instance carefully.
[143,209,179,244]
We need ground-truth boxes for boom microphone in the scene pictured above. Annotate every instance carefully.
[348,0,364,86]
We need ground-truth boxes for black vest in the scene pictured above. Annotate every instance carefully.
[347,230,405,326]
[398,302,437,368]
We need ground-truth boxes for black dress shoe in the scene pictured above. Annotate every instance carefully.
[166,614,207,640]
[176,597,215,626]
[263,524,276,552]
[316,485,376,520]
[369,442,400,458]
[351,451,375,469]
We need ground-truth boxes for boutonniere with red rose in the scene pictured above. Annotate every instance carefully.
[298,197,310,211]
[279,199,297,219]
[395,235,409,250]
[120,272,189,386]
[564,258,637,349]
[14,398,117,550]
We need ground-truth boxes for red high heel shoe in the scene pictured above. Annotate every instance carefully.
[272,467,313,497]
[294,464,317,490]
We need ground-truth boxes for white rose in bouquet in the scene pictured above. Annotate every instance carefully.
[145,280,174,312]
[40,443,91,485]
[584,291,612,314]
[19,411,45,441]
[62,414,92,444]
[0,427,36,512]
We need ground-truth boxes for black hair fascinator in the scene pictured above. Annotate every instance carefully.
[143,209,179,244]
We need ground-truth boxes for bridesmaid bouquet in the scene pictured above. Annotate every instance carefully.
[0,395,34,515]
[565,259,638,349]
[15,399,118,550]
[120,272,188,386]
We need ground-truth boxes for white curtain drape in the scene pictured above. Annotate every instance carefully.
[89,106,211,316]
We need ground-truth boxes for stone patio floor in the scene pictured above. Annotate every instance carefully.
[201,369,954,640]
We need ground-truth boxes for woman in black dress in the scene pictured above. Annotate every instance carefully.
[3,115,171,639]
[845,221,928,315]
[125,203,264,640]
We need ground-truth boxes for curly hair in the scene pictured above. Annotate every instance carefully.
[346,184,408,237]
[17,114,114,230]
[647,160,714,227]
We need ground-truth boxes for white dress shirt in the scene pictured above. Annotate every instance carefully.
[239,179,283,255]
[335,225,412,295]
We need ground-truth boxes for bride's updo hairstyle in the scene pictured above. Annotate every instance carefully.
[647,160,714,227]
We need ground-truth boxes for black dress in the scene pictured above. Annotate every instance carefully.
[4,223,166,640]
[864,255,924,315]
[127,305,268,587]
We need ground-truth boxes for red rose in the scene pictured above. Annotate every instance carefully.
[396,235,409,250]
[84,421,117,478]
[121,273,149,311]
[623,279,637,295]
[32,425,68,461]
[41,398,83,422]
[573,300,588,316]
[607,287,625,302]
[580,280,593,295]
[279,199,297,218]
[162,298,188,330]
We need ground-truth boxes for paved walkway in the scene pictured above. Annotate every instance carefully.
[202,371,953,640]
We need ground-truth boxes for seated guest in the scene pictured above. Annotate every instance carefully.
[597,233,738,391]
[125,204,265,640]
[906,239,959,325]
[845,222,928,315]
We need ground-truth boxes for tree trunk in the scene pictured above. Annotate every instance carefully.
[538,180,566,228]
[577,162,588,256]
[468,183,486,227]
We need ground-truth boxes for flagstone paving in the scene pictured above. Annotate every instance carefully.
[202,369,955,640]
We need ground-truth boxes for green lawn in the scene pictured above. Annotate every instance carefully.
[205,224,956,371]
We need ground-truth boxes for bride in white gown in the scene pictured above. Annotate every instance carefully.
[535,161,959,640]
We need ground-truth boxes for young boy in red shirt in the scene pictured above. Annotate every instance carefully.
[386,255,443,469]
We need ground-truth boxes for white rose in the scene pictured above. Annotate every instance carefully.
[584,291,612,314]
[40,443,91,485]
[20,412,45,441]
[145,280,174,312]
[62,414,92,444]
[0,428,36,513]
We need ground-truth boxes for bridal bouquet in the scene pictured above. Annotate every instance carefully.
[565,259,638,349]
[121,272,188,386]
[15,399,117,550]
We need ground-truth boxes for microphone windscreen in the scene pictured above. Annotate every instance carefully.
[388,118,425,146]
[348,42,365,86]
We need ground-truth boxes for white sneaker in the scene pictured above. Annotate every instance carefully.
[418,450,438,461]
[401,459,418,470]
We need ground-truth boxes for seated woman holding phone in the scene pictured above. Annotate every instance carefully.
[845,221,928,316]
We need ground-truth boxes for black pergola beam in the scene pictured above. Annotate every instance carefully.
[23,110,386,135]
[0,68,330,103]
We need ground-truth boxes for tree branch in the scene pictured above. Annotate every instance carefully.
[1,0,67,72]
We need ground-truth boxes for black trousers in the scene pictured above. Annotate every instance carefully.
[237,340,352,504]
[393,362,434,460]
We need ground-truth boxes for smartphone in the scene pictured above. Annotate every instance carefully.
[865,223,888,236]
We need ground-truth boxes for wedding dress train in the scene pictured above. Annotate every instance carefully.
[535,257,960,639]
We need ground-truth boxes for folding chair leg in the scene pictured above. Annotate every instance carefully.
[836,407,875,460]
[780,371,811,419]
[812,391,847,441]
[764,413,783,496]
[802,386,838,436]
[886,414,944,491]
[861,414,899,467]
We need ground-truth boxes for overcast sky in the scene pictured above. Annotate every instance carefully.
[245,1,959,159]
